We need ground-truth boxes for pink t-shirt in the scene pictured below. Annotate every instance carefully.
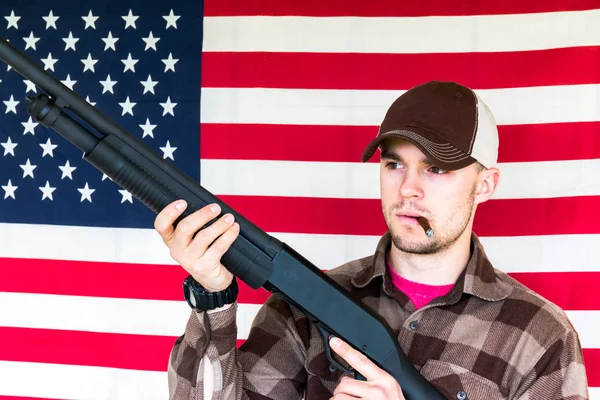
[386,255,454,309]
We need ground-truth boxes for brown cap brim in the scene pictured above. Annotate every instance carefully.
[361,128,477,171]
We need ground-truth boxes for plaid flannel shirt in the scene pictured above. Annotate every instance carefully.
[168,232,589,399]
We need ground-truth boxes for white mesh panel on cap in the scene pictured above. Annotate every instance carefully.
[470,92,499,168]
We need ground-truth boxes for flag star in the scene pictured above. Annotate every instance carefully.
[160,96,177,116]
[4,95,19,114]
[81,53,98,72]
[163,9,180,29]
[1,136,17,156]
[23,32,41,50]
[102,173,112,181]
[82,10,99,29]
[140,74,158,94]
[61,74,77,90]
[161,52,179,72]
[39,181,56,200]
[139,118,156,138]
[23,79,37,93]
[121,53,138,73]
[40,138,57,157]
[119,96,136,116]
[5,10,20,29]
[2,180,17,199]
[41,52,58,71]
[20,158,36,178]
[86,96,96,106]
[43,10,59,29]
[102,31,119,51]
[100,74,117,94]
[77,182,95,202]
[119,189,133,203]
[59,160,76,179]
[160,140,177,160]
[122,9,139,29]
[22,116,39,135]
[142,31,160,51]
[63,31,79,51]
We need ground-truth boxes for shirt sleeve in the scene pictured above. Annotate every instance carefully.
[514,327,589,400]
[167,295,310,400]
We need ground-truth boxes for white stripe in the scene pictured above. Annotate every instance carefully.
[0,292,597,348]
[0,361,596,400]
[203,10,600,53]
[0,360,168,400]
[1,223,598,274]
[277,232,600,275]
[199,85,600,126]
[199,158,600,199]
[0,292,260,339]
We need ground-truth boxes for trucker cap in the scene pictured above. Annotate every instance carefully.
[361,80,499,170]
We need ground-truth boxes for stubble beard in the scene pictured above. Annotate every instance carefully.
[384,185,477,255]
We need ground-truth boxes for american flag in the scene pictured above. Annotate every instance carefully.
[0,0,598,399]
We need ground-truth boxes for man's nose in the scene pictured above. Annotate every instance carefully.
[399,169,424,198]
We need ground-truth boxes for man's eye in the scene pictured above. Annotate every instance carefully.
[429,166,447,174]
[386,162,402,170]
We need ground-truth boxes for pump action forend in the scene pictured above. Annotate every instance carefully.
[0,37,445,400]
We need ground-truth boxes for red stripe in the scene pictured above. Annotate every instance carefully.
[0,327,174,372]
[200,121,600,163]
[2,327,597,386]
[218,195,600,237]
[204,0,600,17]
[202,47,600,90]
[2,256,597,310]
[0,397,57,400]
[508,272,600,311]
[583,349,600,386]
[0,257,271,304]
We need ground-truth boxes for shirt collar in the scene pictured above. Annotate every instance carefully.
[351,231,511,302]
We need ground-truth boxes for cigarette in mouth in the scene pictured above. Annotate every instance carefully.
[417,217,434,238]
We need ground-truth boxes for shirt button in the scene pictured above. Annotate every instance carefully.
[409,320,419,331]
[456,390,467,400]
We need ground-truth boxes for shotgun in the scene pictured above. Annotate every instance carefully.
[0,36,445,400]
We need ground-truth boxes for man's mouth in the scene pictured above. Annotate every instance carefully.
[396,212,423,226]
[397,215,420,225]
[395,213,434,237]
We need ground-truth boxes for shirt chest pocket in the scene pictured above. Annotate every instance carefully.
[419,360,509,400]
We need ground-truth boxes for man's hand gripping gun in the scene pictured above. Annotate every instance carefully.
[0,37,445,400]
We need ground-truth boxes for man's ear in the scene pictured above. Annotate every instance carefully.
[474,167,500,205]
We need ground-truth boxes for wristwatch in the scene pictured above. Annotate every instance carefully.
[182,275,238,312]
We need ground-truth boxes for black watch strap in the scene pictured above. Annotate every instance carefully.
[183,275,238,311]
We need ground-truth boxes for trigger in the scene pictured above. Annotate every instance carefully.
[314,322,355,375]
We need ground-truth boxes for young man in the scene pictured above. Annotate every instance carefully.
[156,81,589,399]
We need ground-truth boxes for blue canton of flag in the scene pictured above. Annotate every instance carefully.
[0,0,203,229]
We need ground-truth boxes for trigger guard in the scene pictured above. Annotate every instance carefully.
[314,323,355,375]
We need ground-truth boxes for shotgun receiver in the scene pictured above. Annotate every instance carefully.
[0,37,445,400]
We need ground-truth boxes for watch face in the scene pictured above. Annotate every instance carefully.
[183,279,198,308]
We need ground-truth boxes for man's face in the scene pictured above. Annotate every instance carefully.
[380,139,483,255]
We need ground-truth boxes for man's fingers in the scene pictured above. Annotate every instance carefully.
[201,221,240,266]
[330,337,381,381]
[332,376,371,398]
[329,395,356,400]
[154,199,188,245]
[170,203,221,252]
[189,212,234,254]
